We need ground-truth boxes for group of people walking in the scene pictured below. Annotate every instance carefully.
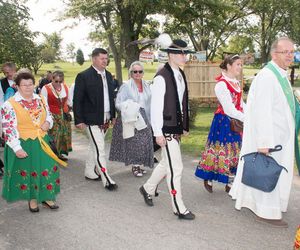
[0,36,298,228]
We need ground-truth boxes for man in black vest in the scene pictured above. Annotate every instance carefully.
[139,40,195,220]
[73,48,117,191]
[0,62,16,107]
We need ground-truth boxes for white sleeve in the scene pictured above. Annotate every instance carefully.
[69,84,75,107]
[40,86,48,103]
[1,101,22,152]
[115,84,128,111]
[150,75,165,137]
[40,96,53,129]
[215,82,245,122]
[45,103,53,129]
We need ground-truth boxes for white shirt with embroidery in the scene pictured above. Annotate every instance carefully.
[1,92,53,153]
[214,73,246,122]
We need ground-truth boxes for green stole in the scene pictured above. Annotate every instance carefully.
[266,62,300,175]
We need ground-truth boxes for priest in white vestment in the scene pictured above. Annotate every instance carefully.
[229,37,295,227]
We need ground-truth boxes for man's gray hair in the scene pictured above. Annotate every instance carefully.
[270,37,294,53]
[129,61,144,73]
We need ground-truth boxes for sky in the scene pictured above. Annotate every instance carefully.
[26,0,95,60]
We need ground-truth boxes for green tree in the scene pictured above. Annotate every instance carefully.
[163,0,251,60]
[42,32,63,61]
[40,46,56,63]
[285,0,300,46]
[65,0,161,83]
[28,45,44,74]
[220,35,255,55]
[76,49,85,65]
[66,43,76,63]
[242,0,295,63]
[0,0,42,68]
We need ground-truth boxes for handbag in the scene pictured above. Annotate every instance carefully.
[241,145,288,192]
[230,118,243,133]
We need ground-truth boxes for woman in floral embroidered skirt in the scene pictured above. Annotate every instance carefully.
[195,55,245,193]
[41,70,72,161]
[1,70,62,212]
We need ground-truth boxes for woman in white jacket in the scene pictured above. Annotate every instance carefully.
[109,61,154,177]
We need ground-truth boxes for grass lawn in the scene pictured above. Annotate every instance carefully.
[181,107,214,157]
[103,107,215,157]
[38,61,162,85]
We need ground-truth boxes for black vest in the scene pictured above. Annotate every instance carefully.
[1,78,10,94]
[155,63,189,135]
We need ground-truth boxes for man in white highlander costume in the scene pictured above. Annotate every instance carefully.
[230,37,296,228]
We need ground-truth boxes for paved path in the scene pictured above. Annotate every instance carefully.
[0,129,299,250]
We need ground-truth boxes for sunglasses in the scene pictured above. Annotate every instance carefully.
[132,70,143,74]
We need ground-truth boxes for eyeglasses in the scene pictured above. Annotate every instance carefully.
[132,70,143,74]
[19,84,34,87]
[275,50,295,56]
[54,80,63,83]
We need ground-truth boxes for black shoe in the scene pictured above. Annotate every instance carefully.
[42,201,59,210]
[94,166,102,179]
[225,184,231,193]
[204,180,213,193]
[174,211,195,220]
[58,155,68,161]
[154,186,159,197]
[85,176,102,181]
[105,183,118,191]
[28,201,39,213]
[139,186,153,206]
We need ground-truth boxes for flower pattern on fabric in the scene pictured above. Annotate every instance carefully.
[195,113,242,184]
[20,170,27,177]
[1,105,18,143]
[41,170,49,177]
[1,93,53,152]
[46,184,53,190]
[31,171,37,177]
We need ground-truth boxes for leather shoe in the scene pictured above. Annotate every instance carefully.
[105,183,118,191]
[255,216,288,228]
[154,186,159,197]
[42,201,59,210]
[58,155,68,161]
[225,185,231,193]
[28,201,39,213]
[174,211,195,220]
[204,180,213,193]
[139,186,153,206]
[85,176,102,181]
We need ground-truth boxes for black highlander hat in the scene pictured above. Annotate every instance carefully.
[160,39,195,54]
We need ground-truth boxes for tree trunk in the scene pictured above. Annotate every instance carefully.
[125,44,140,69]
[260,13,268,64]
